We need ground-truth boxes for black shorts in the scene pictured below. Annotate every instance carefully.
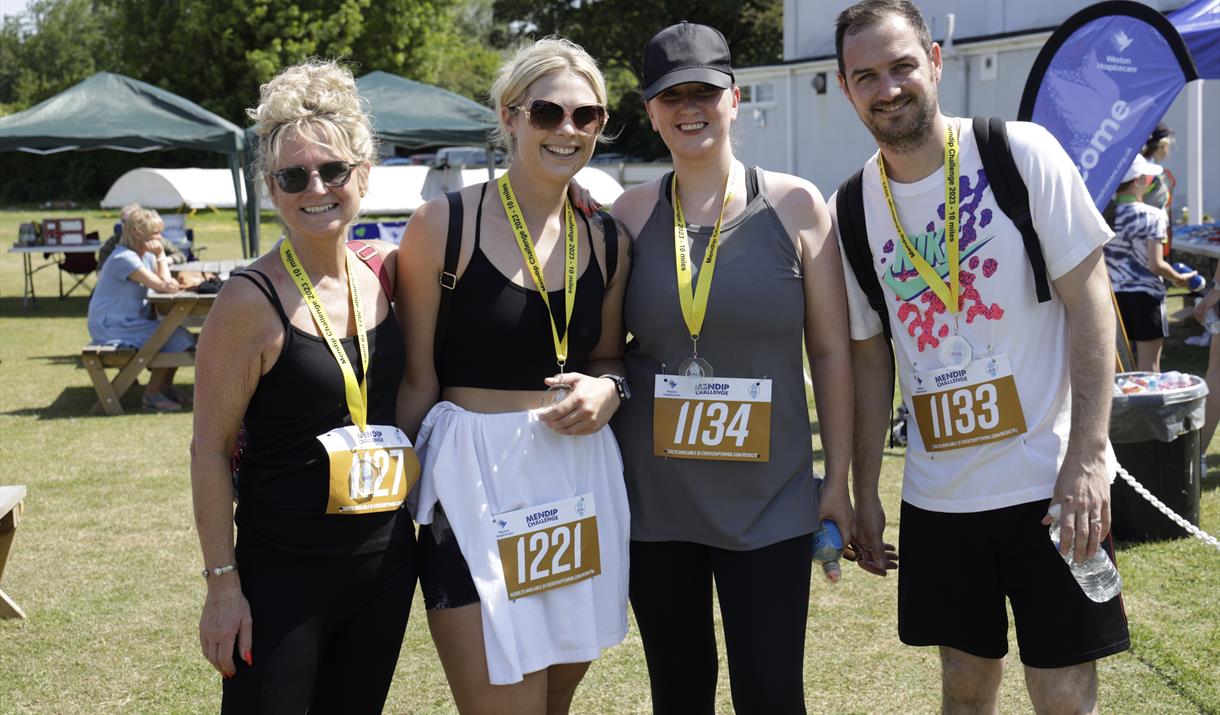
[417,511,480,610]
[898,499,1130,669]
[1115,291,1168,341]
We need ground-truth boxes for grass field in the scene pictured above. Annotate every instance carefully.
[0,208,1217,713]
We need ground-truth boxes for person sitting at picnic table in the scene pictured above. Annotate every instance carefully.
[190,59,415,713]
[86,206,194,412]
[98,202,186,267]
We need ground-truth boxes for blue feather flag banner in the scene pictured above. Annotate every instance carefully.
[1019,1,1199,209]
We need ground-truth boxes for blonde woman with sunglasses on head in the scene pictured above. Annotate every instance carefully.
[397,37,631,714]
[191,60,416,713]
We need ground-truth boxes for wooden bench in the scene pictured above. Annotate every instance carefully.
[81,344,195,415]
[1,485,27,619]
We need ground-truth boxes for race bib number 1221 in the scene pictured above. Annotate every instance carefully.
[494,494,601,601]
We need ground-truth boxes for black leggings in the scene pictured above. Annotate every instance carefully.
[220,533,417,714]
[629,535,812,715]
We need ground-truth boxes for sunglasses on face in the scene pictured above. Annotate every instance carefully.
[270,160,354,194]
[511,99,607,134]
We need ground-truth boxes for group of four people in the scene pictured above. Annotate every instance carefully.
[189,1,1129,713]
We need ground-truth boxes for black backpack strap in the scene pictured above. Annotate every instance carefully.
[835,167,898,445]
[436,190,463,367]
[835,168,891,342]
[597,210,618,285]
[973,117,1052,304]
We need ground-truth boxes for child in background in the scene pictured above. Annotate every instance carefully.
[1103,154,1195,372]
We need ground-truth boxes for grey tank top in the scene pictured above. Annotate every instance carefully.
[612,168,818,550]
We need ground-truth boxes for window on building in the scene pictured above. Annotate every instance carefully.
[739,81,775,106]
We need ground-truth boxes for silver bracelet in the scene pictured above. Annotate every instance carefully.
[201,564,238,579]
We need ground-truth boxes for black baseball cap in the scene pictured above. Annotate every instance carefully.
[642,22,734,101]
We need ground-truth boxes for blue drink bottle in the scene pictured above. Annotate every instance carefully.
[812,519,844,583]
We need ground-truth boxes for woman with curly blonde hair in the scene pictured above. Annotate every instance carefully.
[190,59,415,713]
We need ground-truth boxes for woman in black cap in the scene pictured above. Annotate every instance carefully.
[609,21,856,713]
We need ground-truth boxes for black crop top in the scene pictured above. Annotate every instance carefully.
[437,183,610,390]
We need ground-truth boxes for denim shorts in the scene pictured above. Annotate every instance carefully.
[417,509,480,610]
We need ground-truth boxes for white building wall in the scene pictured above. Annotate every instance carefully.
[756,0,1219,217]
[784,0,1189,61]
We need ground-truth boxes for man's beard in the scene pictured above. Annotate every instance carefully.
[861,91,938,153]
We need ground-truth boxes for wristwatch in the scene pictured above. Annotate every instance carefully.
[600,374,631,402]
[202,564,238,579]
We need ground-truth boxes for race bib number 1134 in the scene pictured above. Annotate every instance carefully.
[653,375,772,462]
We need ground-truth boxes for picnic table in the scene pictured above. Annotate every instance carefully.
[7,243,101,309]
[0,484,28,619]
[82,290,216,415]
[170,259,247,278]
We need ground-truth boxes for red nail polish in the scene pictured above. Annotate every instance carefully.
[243,650,253,666]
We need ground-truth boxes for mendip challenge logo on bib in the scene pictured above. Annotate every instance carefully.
[694,382,731,397]
[525,508,560,529]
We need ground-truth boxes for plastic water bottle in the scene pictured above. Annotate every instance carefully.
[812,519,844,583]
[1173,262,1206,292]
[1046,504,1122,603]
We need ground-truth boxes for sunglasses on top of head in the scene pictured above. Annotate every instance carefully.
[511,99,607,134]
[271,161,354,194]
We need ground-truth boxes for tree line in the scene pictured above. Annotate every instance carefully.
[0,0,780,203]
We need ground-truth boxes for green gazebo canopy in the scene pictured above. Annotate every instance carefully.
[357,70,495,150]
[0,72,252,255]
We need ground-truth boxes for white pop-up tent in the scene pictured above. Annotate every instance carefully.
[102,165,625,216]
[101,168,251,209]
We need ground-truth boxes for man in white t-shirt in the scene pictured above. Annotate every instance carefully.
[832,0,1130,711]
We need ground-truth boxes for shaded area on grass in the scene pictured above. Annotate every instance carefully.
[1,385,139,420]
[0,295,90,318]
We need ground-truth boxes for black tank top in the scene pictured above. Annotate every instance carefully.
[230,268,409,556]
[438,183,606,390]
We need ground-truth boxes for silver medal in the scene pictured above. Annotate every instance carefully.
[677,356,713,378]
[543,384,572,407]
[938,335,973,368]
[358,453,376,499]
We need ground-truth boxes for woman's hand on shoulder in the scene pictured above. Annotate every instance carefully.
[538,372,620,435]
[567,178,600,217]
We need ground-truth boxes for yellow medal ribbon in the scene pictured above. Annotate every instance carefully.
[672,169,733,345]
[280,238,370,431]
[497,173,578,369]
[878,124,961,314]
